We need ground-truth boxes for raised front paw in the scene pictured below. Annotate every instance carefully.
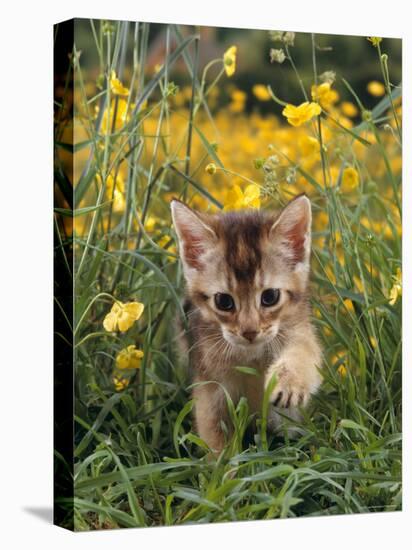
[270,372,313,409]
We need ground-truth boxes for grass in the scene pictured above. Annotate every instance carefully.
[54,21,402,530]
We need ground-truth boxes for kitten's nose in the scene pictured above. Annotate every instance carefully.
[242,330,258,343]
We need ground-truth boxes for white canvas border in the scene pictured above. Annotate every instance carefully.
[0,0,409,548]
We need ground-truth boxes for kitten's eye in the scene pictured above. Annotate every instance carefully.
[214,293,235,311]
[261,288,280,307]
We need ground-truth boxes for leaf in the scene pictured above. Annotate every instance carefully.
[193,123,224,168]
[173,400,194,457]
[172,489,222,511]
[56,138,95,153]
[72,497,140,528]
[115,249,186,326]
[169,165,223,209]
[74,162,97,206]
[76,460,204,491]
[339,419,369,432]
[242,464,294,482]
[233,366,260,376]
[54,200,113,217]
[74,394,122,457]
[54,165,73,209]
[109,449,146,525]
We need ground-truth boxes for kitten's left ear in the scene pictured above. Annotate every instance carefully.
[171,200,217,271]
[270,195,312,267]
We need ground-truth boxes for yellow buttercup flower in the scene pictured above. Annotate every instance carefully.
[103,301,144,332]
[144,215,158,233]
[299,135,320,156]
[343,298,355,314]
[367,37,382,47]
[252,84,271,101]
[224,183,260,210]
[341,101,358,118]
[311,82,339,110]
[98,97,131,133]
[282,102,321,127]
[337,364,347,377]
[341,166,359,191]
[223,46,237,77]
[110,71,129,96]
[367,80,385,97]
[106,174,126,212]
[116,345,144,370]
[113,375,130,391]
[229,89,247,112]
[157,233,177,258]
[99,172,126,212]
[389,268,402,306]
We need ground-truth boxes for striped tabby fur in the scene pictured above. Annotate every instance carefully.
[171,195,322,454]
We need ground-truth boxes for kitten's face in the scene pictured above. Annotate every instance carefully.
[171,196,312,352]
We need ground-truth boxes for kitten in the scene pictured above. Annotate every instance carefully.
[171,195,322,454]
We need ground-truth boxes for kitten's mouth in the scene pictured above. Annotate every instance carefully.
[223,328,278,349]
[223,331,264,348]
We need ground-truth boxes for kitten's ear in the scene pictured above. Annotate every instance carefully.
[171,200,217,270]
[270,195,312,267]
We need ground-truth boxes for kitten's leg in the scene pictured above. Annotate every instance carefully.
[193,383,228,454]
[266,327,322,433]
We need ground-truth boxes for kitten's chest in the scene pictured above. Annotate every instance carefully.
[229,346,274,371]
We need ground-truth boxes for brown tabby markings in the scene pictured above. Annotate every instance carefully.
[219,211,268,284]
[171,196,322,455]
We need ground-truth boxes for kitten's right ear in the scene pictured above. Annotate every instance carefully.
[171,200,217,270]
[269,194,312,268]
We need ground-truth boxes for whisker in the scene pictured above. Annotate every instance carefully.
[185,333,223,355]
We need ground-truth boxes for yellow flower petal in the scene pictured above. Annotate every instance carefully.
[113,374,130,391]
[367,81,385,97]
[223,46,237,77]
[252,84,271,101]
[311,82,339,110]
[123,302,144,321]
[337,365,347,377]
[103,311,118,332]
[103,301,144,333]
[116,345,144,370]
[224,185,244,211]
[389,268,402,305]
[341,101,358,118]
[243,184,261,208]
[110,71,129,96]
[299,135,320,156]
[282,101,321,126]
[341,167,359,192]
[117,312,134,332]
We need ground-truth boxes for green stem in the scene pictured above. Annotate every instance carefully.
[285,44,308,101]
[311,34,329,189]
[377,43,402,143]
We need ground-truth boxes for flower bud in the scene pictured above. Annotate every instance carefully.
[367,37,382,47]
[164,81,179,98]
[362,110,373,122]
[254,158,265,170]
[283,32,295,46]
[270,48,286,64]
[102,21,115,35]
[205,163,217,175]
[320,70,336,85]
[268,30,284,42]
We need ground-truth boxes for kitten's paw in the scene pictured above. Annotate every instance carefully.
[270,372,312,409]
